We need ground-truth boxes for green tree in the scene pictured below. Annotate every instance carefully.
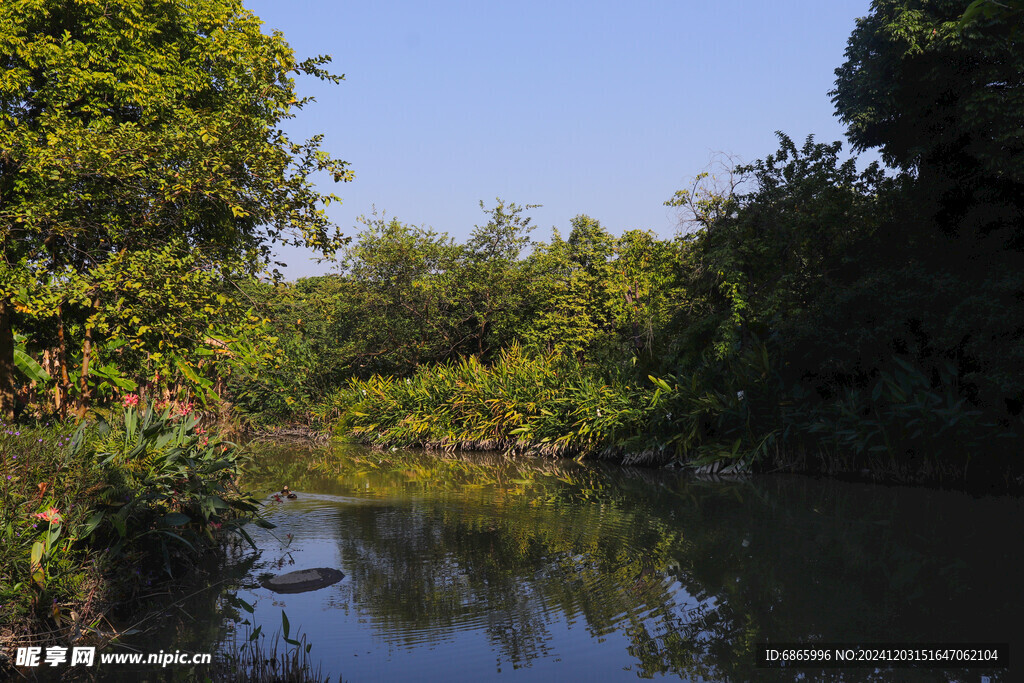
[226,274,351,424]
[460,199,538,357]
[606,230,679,361]
[336,213,464,376]
[668,134,897,365]
[831,0,1024,421]
[520,215,621,361]
[831,0,1023,239]
[0,0,351,418]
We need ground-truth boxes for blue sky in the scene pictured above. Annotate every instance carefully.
[244,0,874,278]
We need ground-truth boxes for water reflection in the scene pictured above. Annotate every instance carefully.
[212,444,1024,681]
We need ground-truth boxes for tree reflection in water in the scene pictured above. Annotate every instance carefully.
[231,444,1024,681]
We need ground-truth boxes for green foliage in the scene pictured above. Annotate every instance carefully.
[225,277,347,425]
[322,344,655,460]
[668,133,898,364]
[960,0,1024,26]
[0,407,263,631]
[519,215,682,364]
[335,212,465,375]
[833,0,1023,182]
[831,0,1024,252]
[794,357,1022,478]
[645,339,784,470]
[519,218,612,358]
[0,0,350,417]
[459,199,539,358]
[826,0,1024,445]
[12,332,49,383]
[87,402,261,572]
[235,201,685,428]
[0,420,97,625]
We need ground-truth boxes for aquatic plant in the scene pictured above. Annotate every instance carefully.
[210,609,339,683]
[791,358,1023,481]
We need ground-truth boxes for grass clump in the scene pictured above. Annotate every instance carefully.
[320,344,656,460]
[0,420,101,630]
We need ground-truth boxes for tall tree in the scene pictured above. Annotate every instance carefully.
[0,0,351,418]
[461,199,537,357]
[830,0,1024,415]
[831,0,1024,241]
[668,134,898,366]
[522,216,616,360]
[337,214,463,376]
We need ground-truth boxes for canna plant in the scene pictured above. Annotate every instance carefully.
[84,398,268,576]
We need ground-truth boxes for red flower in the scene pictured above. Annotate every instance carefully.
[123,394,140,408]
[32,507,62,525]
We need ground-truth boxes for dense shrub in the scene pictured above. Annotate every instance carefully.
[0,402,263,633]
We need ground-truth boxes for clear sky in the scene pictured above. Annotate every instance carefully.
[243,0,874,278]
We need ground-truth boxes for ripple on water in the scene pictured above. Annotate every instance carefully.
[189,445,1024,682]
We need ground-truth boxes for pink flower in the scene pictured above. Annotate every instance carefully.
[32,507,62,525]
[123,394,140,408]
[210,522,222,530]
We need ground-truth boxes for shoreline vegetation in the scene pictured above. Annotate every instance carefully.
[319,344,1023,491]
[2,0,1023,675]
[0,402,268,672]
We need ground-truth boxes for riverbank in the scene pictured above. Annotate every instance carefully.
[316,346,1024,494]
[0,404,264,668]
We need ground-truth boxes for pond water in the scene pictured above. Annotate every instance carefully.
[126,442,1022,681]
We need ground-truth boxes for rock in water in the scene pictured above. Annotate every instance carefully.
[261,568,344,594]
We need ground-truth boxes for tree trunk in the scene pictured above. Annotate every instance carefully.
[0,297,15,421]
[54,307,71,419]
[74,296,100,422]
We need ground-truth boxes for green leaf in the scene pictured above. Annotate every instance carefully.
[14,348,50,383]
[30,541,44,568]
[81,512,105,537]
[648,375,672,392]
[160,512,192,527]
[175,357,204,386]
[233,524,257,550]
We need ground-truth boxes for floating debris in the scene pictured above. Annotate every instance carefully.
[261,568,344,594]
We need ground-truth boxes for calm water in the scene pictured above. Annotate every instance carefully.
[118,442,1022,681]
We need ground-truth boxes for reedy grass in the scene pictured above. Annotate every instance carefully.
[0,420,100,631]
[319,344,660,462]
[319,339,1021,487]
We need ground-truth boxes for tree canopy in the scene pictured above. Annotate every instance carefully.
[831,0,1023,240]
[0,0,351,417]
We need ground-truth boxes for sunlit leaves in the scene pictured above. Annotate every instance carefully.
[1,0,350,412]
